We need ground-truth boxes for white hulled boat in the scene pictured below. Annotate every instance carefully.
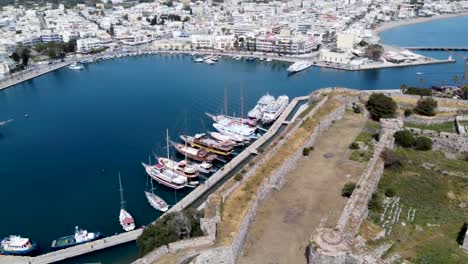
[261,95,289,124]
[68,63,84,70]
[118,173,135,232]
[1,236,38,256]
[210,131,245,143]
[213,119,257,140]
[247,94,276,121]
[204,58,215,65]
[142,162,187,189]
[194,58,204,63]
[145,176,169,212]
[158,157,199,179]
[287,61,313,73]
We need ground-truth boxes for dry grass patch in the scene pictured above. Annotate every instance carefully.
[216,98,343,245]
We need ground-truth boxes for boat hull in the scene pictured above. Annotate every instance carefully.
[1,242,38,256]
[51,233,102,250]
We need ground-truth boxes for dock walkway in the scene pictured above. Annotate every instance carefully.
[0,96,308,264]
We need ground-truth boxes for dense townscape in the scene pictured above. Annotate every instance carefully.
[1,0,468,76]
[1,1,468,264]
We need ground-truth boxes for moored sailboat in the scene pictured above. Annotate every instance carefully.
[118,173,135,232]
[145,176,169,212]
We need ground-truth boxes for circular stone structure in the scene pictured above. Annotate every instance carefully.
[309,228,350,264]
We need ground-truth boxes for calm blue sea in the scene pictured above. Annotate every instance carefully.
[0,15,467,264]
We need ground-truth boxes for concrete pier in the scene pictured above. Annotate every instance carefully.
[0,96,308,264]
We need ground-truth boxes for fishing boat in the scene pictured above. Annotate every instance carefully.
[142,162,187,190]
[210,131,245,143]
[118,173,135,232]
[180,133,234,157]
[1,236,38,256]
[51,226,102,250]
[261,95,289,124]
[68,63,84,70]
[145,176,169,212]
[287,61,312,73]
[247,94,276,121]
[158,157,199,179]
[172,142,217,163]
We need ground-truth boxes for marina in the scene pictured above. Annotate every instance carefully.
[1,14,468,263]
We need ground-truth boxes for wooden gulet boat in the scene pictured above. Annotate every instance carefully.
[180,133,234,157]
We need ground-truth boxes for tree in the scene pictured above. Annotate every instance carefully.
[10,52,20,63]
[365,44,384,60]
[366,93,397,120]
[414,97,437,116]
[381,148,403,168]
[109,24,115,37]
[404,109,413,117]
[342,182,357,198]
[20,48,30,67]
[394,130,415,148]
[404,87,431,96]
[414,136,432,151]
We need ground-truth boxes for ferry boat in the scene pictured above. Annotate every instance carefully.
[118,173,135,232]
[157,157,199,179]
[145,177,169,212]
[51,226,102,250]
[68,63,84,70]
[1,236,38,256]
[287,61,313,73]
[261,95,289,124]
[210,131,245,143]
[180,133,234,157]
[142,162,187,190]
[247,94,276,121]
[172,142,217,163]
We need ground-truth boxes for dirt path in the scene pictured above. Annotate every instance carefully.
[238,112,368,264]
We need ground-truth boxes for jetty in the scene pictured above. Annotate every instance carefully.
[0,96,308,264]
[403,46,468,51]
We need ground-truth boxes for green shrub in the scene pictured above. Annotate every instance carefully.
[414,97,438,116]
[404,109,413,117]
[414,136,433,151]
[137,209,203,256]
[394,130,415,148]
[234,173,243,181]
[368,193,383,211]
[381,148,403,169]
[366,93,397,120]
[385,188,396,197]
[353,105,362,114]
[303,147,310,156]
[349,142,359,149]
[341,182,357,198]
[404,87,432,96]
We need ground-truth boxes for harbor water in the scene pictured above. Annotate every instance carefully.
[0,15,468,264]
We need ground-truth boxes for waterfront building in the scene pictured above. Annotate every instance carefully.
[77,38,104,53]
[319,49,353,64]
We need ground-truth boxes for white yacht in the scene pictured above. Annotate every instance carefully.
[261,95,289,124]
[68,63,84,70]
[204,59,215,65]
[247,94,276,121]
[194,58,204,63]
[287,61,313,73]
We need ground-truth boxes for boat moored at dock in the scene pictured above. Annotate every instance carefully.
[157,157,199,179]
[261,95,289,124]
[247,94,276,121]
[118,173,135,232]
[145,176,169,212]
[180,133,234,157]
[142,162,188,189]
[51,227,102,250]
[172,142,218,163]
[1,236,38,256]
[287,61,313,73]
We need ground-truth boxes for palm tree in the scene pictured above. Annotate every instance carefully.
[452,75,460,87]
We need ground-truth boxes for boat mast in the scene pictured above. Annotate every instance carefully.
[224,87,228,116]
[184,112,188,163]
[166,128,170,160]
[118,172,125,210]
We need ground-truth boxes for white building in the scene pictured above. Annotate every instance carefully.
[76,38,103,53]
[336,33,355,50]
[320,49,353,64]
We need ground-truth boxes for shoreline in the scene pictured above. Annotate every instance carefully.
[373,12,468,36]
